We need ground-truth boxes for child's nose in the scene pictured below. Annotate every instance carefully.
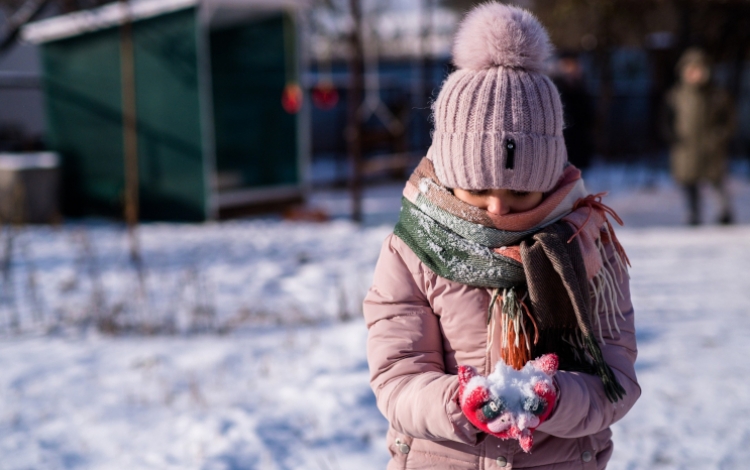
[486,196,510,215]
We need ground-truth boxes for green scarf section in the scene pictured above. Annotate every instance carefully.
[394,197,526,289]
[394,195,626,403]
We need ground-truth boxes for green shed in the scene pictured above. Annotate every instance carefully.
[22,0,309,221]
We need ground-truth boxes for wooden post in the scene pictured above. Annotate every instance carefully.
[119,0,142,268]
[593,5,614,160]
[347,0,365,222]
[420,0,433,150]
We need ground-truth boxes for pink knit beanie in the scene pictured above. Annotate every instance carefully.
[428,2,566,192]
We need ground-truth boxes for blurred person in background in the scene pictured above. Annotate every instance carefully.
[662,48,736,225]
[553,52,594,171]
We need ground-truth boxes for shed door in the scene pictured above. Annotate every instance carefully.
[41,7,206,221]
[210,12,298,193]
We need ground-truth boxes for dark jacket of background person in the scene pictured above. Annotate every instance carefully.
[553,55,595,170]
[662,49,736,185]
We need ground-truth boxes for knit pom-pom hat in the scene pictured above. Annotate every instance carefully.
[428,2,567,192]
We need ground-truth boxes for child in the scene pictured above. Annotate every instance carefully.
[363,4,640,469]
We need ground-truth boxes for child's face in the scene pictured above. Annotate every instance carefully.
[453,188,544,215]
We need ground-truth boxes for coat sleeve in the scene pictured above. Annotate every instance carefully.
[536,243,641,438]
[659,89,677,145]
[363,234,482,444]
[715,89,737,145]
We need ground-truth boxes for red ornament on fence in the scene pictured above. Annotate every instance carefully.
[311,82,339,110]
[282,83,303,114]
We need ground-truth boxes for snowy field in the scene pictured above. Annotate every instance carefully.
[1,166,750,469]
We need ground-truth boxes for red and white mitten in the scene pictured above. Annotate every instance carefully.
[458,354,558,452]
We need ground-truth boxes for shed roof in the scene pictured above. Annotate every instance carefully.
[22,0,307,44]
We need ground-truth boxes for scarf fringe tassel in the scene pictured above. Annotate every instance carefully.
[589,228,630,345]
[487,287,539,371]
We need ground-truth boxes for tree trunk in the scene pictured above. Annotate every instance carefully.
[347,0,365,222]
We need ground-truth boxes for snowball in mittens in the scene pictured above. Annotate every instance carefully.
[458,354,558,452]
[484,356,557,433]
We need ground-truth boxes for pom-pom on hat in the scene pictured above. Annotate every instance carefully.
[453,3,551,71]
[428,2,567,192]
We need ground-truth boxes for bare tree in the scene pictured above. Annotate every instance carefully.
[1,0,111,55]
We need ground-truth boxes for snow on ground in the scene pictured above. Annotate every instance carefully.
[0,221,391,334]
[584,162,750,228]
[612,227,750,470]
[1,166,750,469]
[0,323,387,470]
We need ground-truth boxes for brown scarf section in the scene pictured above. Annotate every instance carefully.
[520,223,625,402]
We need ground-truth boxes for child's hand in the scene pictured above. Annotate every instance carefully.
[457,354,558,452]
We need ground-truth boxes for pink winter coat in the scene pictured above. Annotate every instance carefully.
[363,234,640,470]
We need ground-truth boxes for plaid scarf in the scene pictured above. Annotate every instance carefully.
[394,158,628,402]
